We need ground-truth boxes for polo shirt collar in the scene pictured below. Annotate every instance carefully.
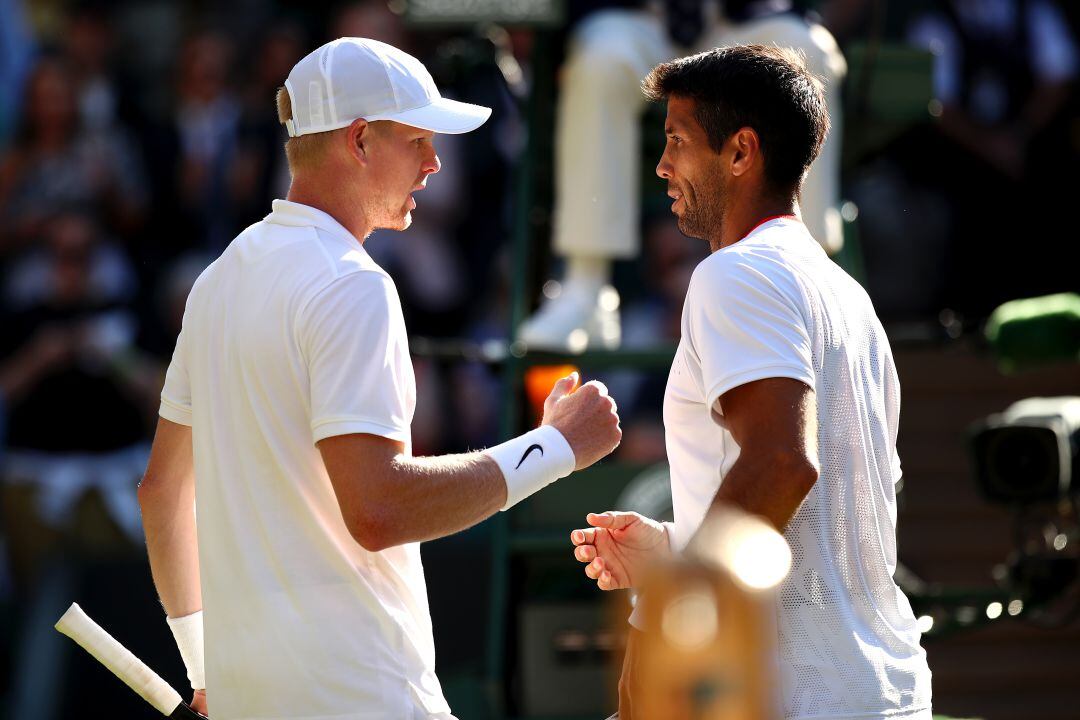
[265,199,359,245]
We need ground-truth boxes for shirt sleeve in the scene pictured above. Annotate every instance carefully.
[300,271,413,445]
[159,307,194,426]
[687,256,815,415]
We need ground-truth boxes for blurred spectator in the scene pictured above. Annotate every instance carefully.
[841,0,1079,322]
[0,210,157,596]
[174,30,242,252]
[229,19,306,226]
[137,251,212,365]
[903,0,1078,318]
[908,0,1077,181]
[331,0,411,49]
[0,0,35,145]
[0,55,147,258]
[64,3,125,135]
[139,28,243,265]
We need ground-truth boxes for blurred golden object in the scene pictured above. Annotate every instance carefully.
[631,508,789,720]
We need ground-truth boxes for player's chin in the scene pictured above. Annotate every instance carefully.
[384,210,412,232]
[676,216,704,241]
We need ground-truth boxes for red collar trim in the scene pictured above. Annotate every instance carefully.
[744,213,797,239]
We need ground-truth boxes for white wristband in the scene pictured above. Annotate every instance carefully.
[485,425,576,510]
[166,611,205,690]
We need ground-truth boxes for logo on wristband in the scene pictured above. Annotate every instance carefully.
[516,444,544,469]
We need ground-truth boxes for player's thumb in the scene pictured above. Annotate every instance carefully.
[546,371,579,406]
[587,511,635,529]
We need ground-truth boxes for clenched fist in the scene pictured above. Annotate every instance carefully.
[542,373,622,470]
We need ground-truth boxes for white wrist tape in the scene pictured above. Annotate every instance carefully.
[485,425,576,510]
[166,611,205,690]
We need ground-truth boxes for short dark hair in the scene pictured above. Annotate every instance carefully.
[643,44,828,198]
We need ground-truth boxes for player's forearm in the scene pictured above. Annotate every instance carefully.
[705,449,818,532]
[353,451,507,551]
[138,480,202,617]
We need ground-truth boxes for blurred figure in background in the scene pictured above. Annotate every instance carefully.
[138,28,243,265]
[904,0,1078,317]
[63,3,128,137]
[173,30,242,254]
[909,0,1076,183]
[0,55,146,258]
[0,207,160,718]
[0,0,35,145]
[0,210,155,593]
[331,0,411,49]
[230,19,307,227]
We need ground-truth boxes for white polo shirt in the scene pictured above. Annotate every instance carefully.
[662,217,932,719]
[160,199,451,720]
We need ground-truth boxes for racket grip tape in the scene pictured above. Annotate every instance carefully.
[55,603,196,717]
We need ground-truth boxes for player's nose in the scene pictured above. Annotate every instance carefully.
[424,150,441,176]
[656,153,672,179]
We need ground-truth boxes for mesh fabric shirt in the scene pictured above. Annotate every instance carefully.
[662,217,932,719]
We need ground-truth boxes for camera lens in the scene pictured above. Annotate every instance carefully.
[983,427,1059,502]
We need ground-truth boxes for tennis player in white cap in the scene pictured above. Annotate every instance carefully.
[137,38,622,720]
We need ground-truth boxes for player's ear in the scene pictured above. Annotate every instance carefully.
[729,127,760,178]
[346,118,372,165]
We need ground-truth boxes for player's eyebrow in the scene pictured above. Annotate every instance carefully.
[665,118,689,135]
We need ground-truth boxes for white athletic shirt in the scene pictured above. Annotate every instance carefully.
[160,200,451,720]
[662,217,932,719]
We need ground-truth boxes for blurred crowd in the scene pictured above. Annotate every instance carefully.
[0,0,1077,716]
[0,3,524,713]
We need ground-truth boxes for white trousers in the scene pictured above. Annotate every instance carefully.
[552,9,847,258]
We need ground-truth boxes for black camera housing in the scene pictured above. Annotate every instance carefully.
[970,398,1080,505]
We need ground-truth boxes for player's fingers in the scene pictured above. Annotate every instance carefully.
[584,557,604,580]
[582,379,609,397]
[586,512,613,528]
[571,528,597,545]
[597,570,615,591]
[574,544,596,563]
[587,511,636,530]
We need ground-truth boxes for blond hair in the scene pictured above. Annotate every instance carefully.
[276,86,339,173]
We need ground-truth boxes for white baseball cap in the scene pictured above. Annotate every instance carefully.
[283,37,491,137]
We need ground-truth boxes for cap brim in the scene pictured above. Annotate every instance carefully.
[370,97,491,134]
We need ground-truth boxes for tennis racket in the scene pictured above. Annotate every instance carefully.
[55,603,207,719]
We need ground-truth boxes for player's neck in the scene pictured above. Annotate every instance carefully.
[712,194,797,252]
[286,178,374,244]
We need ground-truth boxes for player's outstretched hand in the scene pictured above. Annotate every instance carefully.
[542,373,621,471]
[571,511,668,591]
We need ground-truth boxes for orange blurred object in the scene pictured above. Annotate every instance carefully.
[524,364,580,423]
